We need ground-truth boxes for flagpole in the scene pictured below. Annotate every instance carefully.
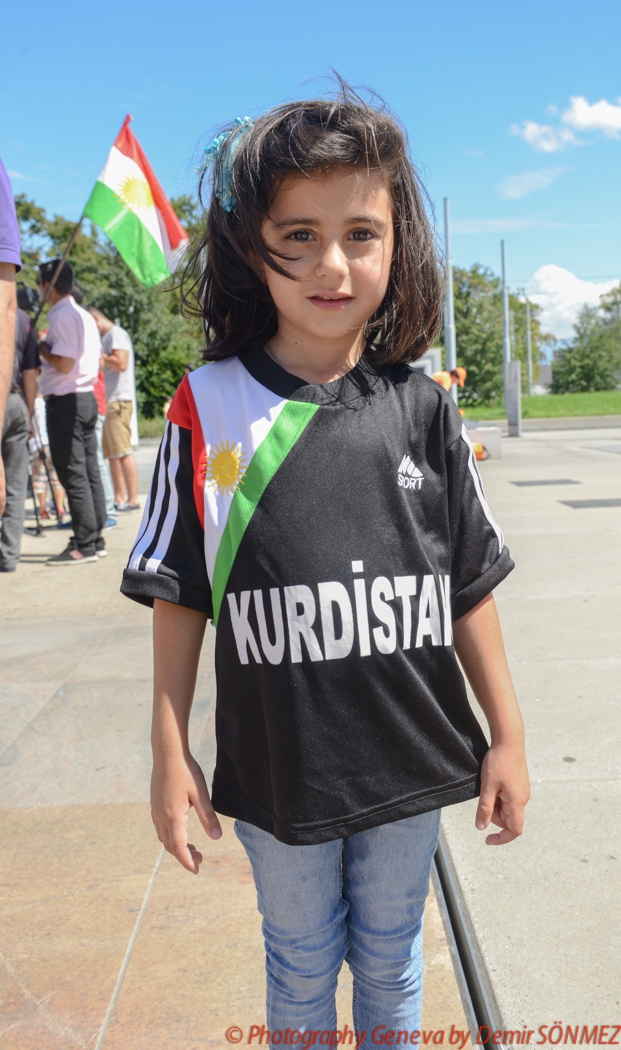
[33,214,85,326]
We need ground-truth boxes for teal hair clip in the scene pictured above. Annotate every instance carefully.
[201,116,253,212]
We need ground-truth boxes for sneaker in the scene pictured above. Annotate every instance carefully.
[47,547,98,567]
[104,517,118,530]
[0,564,16,572]
[95,548,108,558]
[115,501,140,512]
[57,515,73,529]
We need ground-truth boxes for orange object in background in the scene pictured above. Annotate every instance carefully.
[431,366,467,391]
[472,442,488,461]
[431,370,452,391]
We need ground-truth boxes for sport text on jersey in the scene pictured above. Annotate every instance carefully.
[226,561,452,666]
[398,454,424,490]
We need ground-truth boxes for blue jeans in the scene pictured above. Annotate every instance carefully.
[235,809,441,1044]
[95,413,115,518]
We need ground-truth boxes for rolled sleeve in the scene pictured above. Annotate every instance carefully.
[48,310,80,360]
[121,420,212,617]
[0,159,21,271]
[447,423,514,619]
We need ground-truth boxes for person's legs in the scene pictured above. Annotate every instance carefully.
[46,394,99,557]
[45,449,66,516]
[235,820,348,1037]
[109,454,139,508]
[342,809,441,1040]
[104,402,137,506]
[109,456,127,505]
[0,394,30,570]
[95,413,116,519]
[82,399,106,543]
[119,452,138,504]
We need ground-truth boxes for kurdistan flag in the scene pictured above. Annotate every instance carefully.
[84,116,189,287]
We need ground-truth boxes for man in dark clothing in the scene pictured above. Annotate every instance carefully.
[37,259,105,566]
[0,304,38,571]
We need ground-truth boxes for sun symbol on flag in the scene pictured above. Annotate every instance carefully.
[205,441,247,496]
[118,174,154,212]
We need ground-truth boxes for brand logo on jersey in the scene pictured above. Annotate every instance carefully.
[398,454,424,490]
[205,440,247,496]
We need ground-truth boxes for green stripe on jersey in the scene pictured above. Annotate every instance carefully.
[84,180,170,288]
[211,399,318,624]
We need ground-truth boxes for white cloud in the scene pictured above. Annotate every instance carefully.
[510,121,579,153]
[526,264,618,339]
[512,95,621,152]
[563,95,621,137]
[464,148,484,157]
[7,170,39,183]
[498,167,566,199]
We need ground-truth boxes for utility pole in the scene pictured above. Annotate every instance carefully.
[501,241,521,436]
[443,198,458,403]
[501,240,511,396]
[525,299,533,396]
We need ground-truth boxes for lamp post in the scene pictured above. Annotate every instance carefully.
[443,198,457,404]
[501,241,521,436]
[501,240,511,398]
[525,299,533,396]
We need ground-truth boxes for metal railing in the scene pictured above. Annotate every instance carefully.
[432,825,505,1049]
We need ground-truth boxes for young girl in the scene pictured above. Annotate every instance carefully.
[122,88,529,1041]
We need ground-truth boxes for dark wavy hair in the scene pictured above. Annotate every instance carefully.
[181,83,443,364]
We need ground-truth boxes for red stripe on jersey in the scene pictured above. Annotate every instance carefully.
[114,116,189,251]
[167,375,206,529]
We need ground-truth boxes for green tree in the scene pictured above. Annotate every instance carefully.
[13,194,205,417]
[438,265,548,406]
[551,285,621,393]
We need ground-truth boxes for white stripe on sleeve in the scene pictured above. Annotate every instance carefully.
[460,424,504,555]
[145,424,181,573]
[128,422,172,571]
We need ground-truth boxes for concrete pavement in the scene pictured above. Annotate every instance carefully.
[442,426,621,1028]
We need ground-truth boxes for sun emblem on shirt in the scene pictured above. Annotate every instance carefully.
[205,440,247,496]
[117,174,154,212]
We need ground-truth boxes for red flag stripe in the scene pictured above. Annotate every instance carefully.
[167,374,206,530]
[114,115,189,250]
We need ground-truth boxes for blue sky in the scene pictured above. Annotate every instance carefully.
[3,0,620,337]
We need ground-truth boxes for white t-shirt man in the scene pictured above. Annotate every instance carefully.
[40,296,101,397]
[102,325,136,402]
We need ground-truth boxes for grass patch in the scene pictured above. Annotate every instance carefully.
[138,416,166,439]
[462,390,621,420]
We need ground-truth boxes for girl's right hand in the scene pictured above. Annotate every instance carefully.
[150,752,222,874]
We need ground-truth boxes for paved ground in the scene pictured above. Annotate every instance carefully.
[0,450,466,1049]
[442,426,621,1029]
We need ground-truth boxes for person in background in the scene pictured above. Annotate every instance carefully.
[37,259,105,565]
[0,158,21,518]
[88,306,139,512]
[72,283,116,531]
[30,391,67,520]
[431,365,467,393]
[0,296,38,570]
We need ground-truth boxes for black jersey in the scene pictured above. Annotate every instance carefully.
[122,347,513,844]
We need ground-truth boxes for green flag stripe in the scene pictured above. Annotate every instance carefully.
[211,400,319,624]
[84,181,170,288]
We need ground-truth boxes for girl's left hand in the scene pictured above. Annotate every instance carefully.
[475,743,531,845]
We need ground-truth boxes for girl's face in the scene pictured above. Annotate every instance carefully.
[261,167,394,347]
